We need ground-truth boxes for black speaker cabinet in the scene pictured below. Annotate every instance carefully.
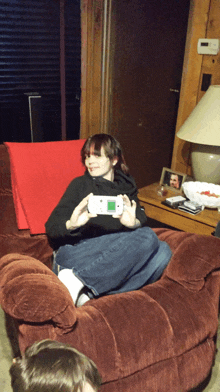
[24,93,43,142]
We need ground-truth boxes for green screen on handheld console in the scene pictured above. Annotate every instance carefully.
[108,201,116,211]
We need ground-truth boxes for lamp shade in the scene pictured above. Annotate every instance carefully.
[177,85,220,184]
[177,85,220,146]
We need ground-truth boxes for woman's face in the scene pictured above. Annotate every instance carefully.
[85,146,117,181]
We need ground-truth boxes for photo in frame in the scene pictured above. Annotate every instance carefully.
[160,167,187,192]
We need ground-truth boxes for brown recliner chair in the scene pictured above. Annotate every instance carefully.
[1,142,220,392]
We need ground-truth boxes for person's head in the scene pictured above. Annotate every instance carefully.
[170,173,180,189]
[10,339,102,392]
[81,134,129,181]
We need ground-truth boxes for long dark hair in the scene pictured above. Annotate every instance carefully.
[10,339,102,392]
[81,134,129,174]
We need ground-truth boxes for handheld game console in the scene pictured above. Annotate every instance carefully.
[88,195,124,215]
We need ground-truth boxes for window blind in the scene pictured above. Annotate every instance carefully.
[0,0,81,142]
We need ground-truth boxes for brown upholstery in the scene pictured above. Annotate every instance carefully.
[1,143,220,391]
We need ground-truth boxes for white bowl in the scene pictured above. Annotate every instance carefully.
[182,181,220,208]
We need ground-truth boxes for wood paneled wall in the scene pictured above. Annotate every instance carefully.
[80,0,103,138]
[171,0,220,175]
[80,0,112,139]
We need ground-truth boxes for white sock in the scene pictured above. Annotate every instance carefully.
[76,292,90,307]
[58,269,84,304]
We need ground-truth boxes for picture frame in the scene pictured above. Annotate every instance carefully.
[160,167,187,192]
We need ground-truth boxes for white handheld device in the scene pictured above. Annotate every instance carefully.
[88,195,124,215]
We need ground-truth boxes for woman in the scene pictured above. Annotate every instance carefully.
[45,134,172,306]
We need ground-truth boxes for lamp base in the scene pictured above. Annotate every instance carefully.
[191,144,220,184]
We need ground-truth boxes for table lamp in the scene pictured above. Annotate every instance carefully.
[177,85,220,184]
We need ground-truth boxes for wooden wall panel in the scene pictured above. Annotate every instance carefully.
[171,0,210,175]
[80,0,113,139]
[80,0,103,139]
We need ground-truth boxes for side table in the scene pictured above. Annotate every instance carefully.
[138,182,219,235]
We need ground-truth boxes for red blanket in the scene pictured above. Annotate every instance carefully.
[5,140,86,234]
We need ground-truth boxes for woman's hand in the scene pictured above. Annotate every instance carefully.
[66,193,97,230]
[113,194,140,228]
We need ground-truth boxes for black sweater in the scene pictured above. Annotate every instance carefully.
[45,170,147,249]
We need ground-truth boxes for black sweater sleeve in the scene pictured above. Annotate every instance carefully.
[45,177,87,246]
[133,194,148,227]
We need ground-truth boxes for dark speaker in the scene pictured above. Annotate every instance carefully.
[25,94,43,142]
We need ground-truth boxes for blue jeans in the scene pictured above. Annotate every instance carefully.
[53,227,172,297]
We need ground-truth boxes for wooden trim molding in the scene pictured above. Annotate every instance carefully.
[80,0,112,139]
[80,0,88,138]
[100,0,113,134]
[80,0,103,139]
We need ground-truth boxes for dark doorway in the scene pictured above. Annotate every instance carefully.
[110,0,190,188]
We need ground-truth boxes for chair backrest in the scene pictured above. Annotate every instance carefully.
[5,140,86,234]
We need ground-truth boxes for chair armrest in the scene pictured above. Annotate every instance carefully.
[0,254,76,333]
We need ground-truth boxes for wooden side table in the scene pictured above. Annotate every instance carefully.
[138,182,220,235]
